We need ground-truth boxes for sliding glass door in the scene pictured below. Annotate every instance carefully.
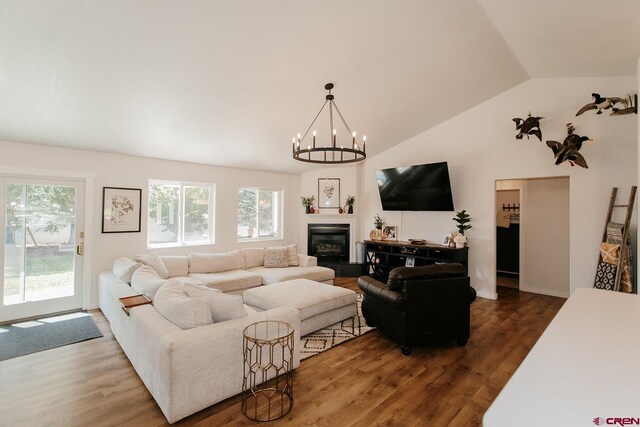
[0,177,84,323]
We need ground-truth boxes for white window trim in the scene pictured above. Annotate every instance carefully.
[148,179,215,248]
[237,187,284,242]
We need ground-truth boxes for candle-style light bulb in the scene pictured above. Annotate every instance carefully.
[363,135,367,152]
[312,130,316,148]
[352,131,356,149]
[332,129,337,147]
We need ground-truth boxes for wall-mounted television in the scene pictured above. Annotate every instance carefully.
[376,161,454,211]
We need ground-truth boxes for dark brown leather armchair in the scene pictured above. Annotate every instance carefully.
[357,263,476,355]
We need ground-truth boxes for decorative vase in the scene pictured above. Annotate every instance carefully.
[348,205,353,214]
[455,242,464,248]
[310,207,315,214]
[305,206,311,214]
[338,207,344,214]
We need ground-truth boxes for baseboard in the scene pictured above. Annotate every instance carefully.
[476,290,498,300]
[85,303,99,310]
[519,286,569,298]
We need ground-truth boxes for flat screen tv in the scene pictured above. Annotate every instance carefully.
[376,161,454,211]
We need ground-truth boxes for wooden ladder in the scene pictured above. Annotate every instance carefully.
[595,186,637,292]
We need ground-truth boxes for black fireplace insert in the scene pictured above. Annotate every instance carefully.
[307,224,350,262]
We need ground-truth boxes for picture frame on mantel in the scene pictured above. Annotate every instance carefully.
[102,187,142,233]
[318,178,340,209]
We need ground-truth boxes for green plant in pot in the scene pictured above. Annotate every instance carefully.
[345,195,355,214]
[452,210,472,247]
[301,196,315,214]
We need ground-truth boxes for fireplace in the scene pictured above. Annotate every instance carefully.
[307,224,350,263]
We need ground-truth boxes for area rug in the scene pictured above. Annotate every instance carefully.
[300,293,374,360]
[0,311,103,361]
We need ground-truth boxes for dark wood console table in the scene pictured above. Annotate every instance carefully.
[364,240,468,282]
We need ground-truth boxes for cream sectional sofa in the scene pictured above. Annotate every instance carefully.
[161,248,334,294]
[98,248,334,423]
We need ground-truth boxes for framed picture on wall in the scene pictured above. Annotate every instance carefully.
[102,187,142,233]
[318,178,340,209]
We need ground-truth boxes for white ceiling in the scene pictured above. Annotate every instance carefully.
[0,1,637,174]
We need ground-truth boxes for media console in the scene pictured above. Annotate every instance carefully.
[364,240,468,281]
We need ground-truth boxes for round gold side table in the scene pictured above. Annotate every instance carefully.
[242,320,294,421]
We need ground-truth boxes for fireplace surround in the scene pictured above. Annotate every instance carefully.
[307,224,350,263]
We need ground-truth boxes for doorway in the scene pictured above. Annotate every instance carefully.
[0,177,85,323]
[495,177,570,298]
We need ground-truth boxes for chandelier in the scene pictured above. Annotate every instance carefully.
[292,83,366,164]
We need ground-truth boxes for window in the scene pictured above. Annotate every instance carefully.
[237,188,282,240]
[148,180,214,247]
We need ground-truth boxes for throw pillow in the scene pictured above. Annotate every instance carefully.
[154,280,213,329]
[600,242,620,265]
[594,261,617,291]
[183,282,247,323]
[131,266,167,300]
[264,246,290,268]
[286,244,299,266]
[112,257,143,283]
[135,253,171,279]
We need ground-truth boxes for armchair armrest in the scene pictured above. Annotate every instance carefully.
[297,254,317,267]
[357,276,406,309]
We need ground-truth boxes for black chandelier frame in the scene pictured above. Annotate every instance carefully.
[292,83,366,164]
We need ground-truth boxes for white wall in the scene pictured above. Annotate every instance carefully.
[522,178,570,297]
[359,77,638,299]
[0,140,299,308]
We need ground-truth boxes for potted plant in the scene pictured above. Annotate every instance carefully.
[345,195,355,214]
[369,213,384,240]
[301,196,315,214]
[374,213,383,230]
[452,210,472,246]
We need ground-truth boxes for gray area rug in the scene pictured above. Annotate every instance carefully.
[0,312,103,361]
[300,293,375,360]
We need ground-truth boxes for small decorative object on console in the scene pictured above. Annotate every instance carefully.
[453,234,467,248]
[453,210,472,235]
[408,239,426,245]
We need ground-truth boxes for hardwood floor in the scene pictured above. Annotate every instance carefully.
[0,278,565,426]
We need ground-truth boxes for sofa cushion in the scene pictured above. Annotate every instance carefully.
[160,255,189,277]
[112,257,143,283]
[243,279,355,321]
[247,266,335,285]
[154,280,213,329]
[242,248,265,268]
[131,266,167,300]
[286,244,299,266]
[189,250,245,274]
[135,253,171,279]
[264,246,289,268]
[183,282,247,323]
[387,263,467,290]
[188,270,263,293]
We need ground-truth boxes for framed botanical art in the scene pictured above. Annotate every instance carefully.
[318,178,340,209]
[102,187,142,233]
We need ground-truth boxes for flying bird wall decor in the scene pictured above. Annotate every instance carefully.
[611,93,638,116]
[576,93,626,116]
[546,123,592,169]
[513,114,543,141]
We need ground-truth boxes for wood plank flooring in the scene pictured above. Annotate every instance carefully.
[0,278,565,426]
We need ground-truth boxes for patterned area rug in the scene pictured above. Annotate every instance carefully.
[300,293,374,360]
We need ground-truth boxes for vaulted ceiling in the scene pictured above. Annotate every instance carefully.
[0,1,637,174]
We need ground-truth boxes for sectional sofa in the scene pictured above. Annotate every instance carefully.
[98,247,336,423]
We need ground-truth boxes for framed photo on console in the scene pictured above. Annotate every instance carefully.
[102,187,142,233]
[318,178,340,209]
[405,256,415,267]
[383,225,398,241]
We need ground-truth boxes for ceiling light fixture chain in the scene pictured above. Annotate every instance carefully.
[292,82,367,164]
